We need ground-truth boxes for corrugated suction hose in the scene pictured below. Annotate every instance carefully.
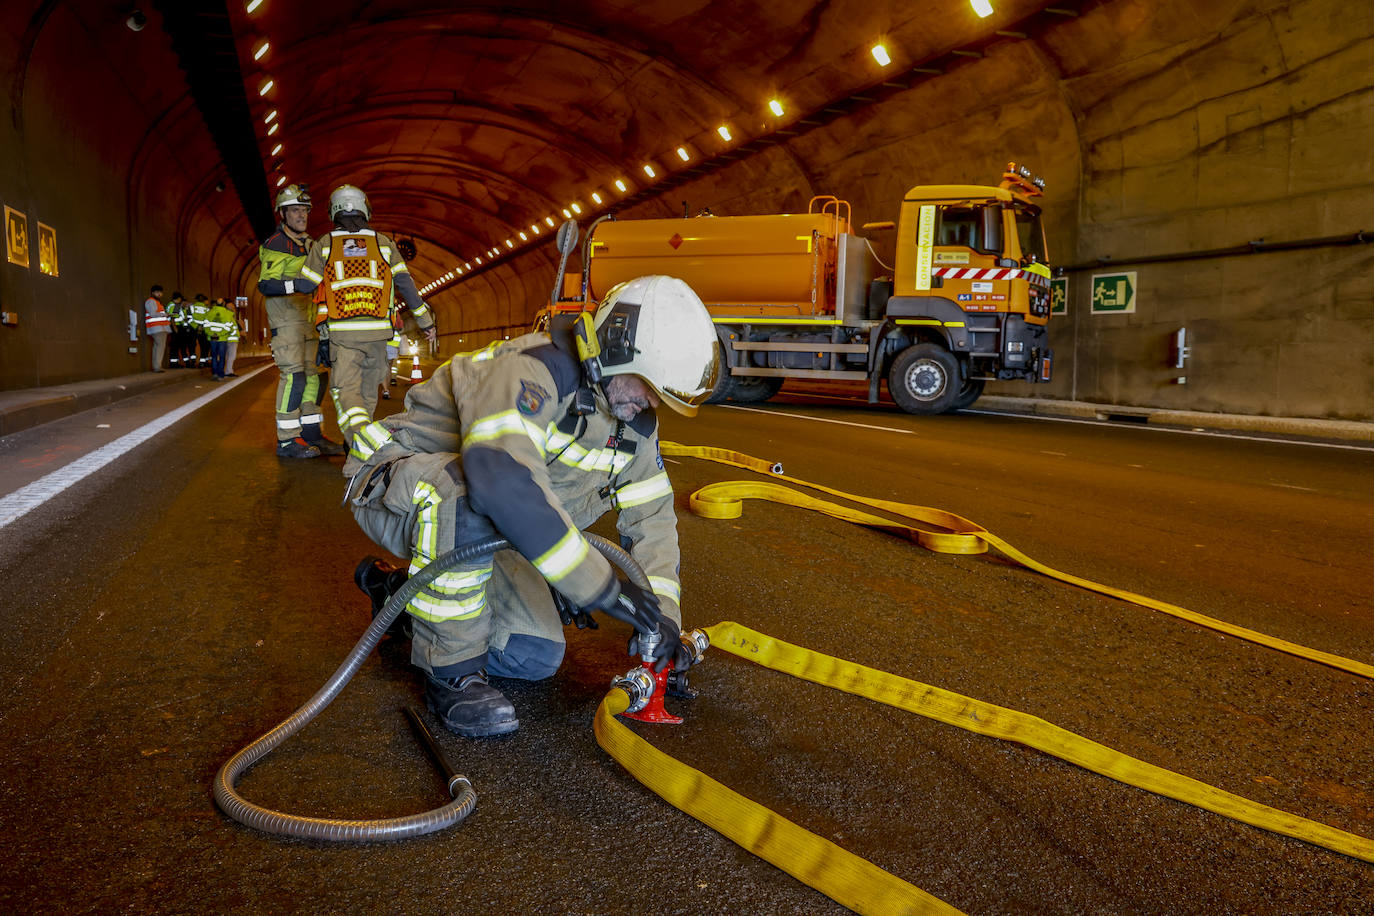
[213,531,643,841]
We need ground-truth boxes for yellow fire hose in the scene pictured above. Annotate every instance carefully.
[660,442,1374,681]
[590,442,1374,914]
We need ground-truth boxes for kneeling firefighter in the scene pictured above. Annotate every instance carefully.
[346,275,719,737]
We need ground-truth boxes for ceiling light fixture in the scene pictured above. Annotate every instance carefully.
[717,125,732,142]
[971,0,994,17]
[264,109,277,123]
[768,99,785,117]
[505,239,514,249]
[246,1,264,13]
[591,192,602,205]
[643,163,657,178]
[614,179,628,193]
[253,41,270,60]
[871,44,891,66]
[544,216,555,227]
[570,202,582,214]
[531,224,540,235]
[275,176,286,187]
[518,231,528,241]
[258,79,274,96]
[270,143,282,155]
[267,123,279,136]
[676,147,690,162]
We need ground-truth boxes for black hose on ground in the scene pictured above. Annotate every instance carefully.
[212,531,645,841]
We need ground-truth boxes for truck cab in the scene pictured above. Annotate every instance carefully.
[878,164,1053,412]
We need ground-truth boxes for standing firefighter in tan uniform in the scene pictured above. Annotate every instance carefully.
[295,184,436,446]
[345,276,719,738]
[256,183,343,458]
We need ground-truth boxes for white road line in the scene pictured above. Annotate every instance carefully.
[0,366,270,529]
[716,403,916,435]
[963,408,1374,452]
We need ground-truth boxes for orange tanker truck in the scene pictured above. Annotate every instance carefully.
[558,162,1054,414]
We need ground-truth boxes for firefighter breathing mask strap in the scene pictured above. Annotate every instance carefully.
[571,311,602,415]
[570,302,640,415]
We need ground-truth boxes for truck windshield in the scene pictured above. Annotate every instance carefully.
[935,206,999,255]
[1014,205,1047,265]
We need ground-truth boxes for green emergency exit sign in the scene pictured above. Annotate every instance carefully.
[1091,271,1136,314]
[1050,277,1068,315]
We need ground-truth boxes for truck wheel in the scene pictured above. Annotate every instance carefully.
[953,379,985,411]
[729,376,783,404]
[704,343,734,404]
[888,344,960,414]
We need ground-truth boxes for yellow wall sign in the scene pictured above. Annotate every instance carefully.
[914,204,935,291]
[6,206,29,268]
[38,222,58,277]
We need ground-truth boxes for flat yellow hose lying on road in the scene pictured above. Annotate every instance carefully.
[594,686,963,916]
[659,442,1374,681]
[594,624,1374,913]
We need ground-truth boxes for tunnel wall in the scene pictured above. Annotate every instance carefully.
[444,0,1371,421]
[0,3,259,391]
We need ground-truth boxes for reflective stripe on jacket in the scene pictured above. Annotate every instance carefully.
[343,333,683,622]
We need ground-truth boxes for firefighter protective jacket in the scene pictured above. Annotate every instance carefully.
[345,332,683,624]
[298,227,434,342]
[256,224,316,327]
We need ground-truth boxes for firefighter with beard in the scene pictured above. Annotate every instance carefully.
[345,276,718,738]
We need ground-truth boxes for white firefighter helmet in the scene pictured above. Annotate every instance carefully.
[328,184,371,221]
[274,183,311,214]
[593,275,720,417]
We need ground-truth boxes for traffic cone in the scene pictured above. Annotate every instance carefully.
[410,357,422,381]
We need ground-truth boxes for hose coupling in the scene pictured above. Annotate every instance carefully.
[680,628,710,667]
[636,628,663,665]
[611,666,656,714]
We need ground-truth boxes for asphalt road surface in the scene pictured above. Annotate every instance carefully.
[1,368,1370,915]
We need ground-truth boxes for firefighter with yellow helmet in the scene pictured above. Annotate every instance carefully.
[342,275,719,738]
[256,183,343,458]
[295,184,437,447]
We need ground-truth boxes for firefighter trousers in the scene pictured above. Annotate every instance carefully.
[348,450,566,682]
[328,335,388,445]
[268,319,321,441]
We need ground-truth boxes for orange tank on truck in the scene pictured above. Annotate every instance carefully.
[575,162,1053,415]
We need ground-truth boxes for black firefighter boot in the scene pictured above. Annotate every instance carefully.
[354,555,412,639]
[302,421,346,457]
[424,669,519,738]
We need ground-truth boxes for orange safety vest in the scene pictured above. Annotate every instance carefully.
[318,229,393,330]
[145,298,170,332]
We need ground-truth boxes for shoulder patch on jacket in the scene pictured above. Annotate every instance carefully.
[517,379,551,416]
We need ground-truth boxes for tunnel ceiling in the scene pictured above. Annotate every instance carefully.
[211,0,1080,289]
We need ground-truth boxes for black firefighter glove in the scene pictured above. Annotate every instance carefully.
[598,578,662,634]
[628,613,692,674]
[315,336,331,368]
[550,585,597,630]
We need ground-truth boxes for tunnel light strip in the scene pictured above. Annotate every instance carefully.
[436,26,982,295]
[0,366,273,530]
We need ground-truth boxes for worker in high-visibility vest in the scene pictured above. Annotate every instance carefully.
[188,294,213,369]
[256,184,343,458]
[295,184,436,447]
[204,297,236,380]
[143,284,170,372]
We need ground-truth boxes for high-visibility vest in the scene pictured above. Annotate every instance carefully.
[317,229,393,332]
[145,298,170,332]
